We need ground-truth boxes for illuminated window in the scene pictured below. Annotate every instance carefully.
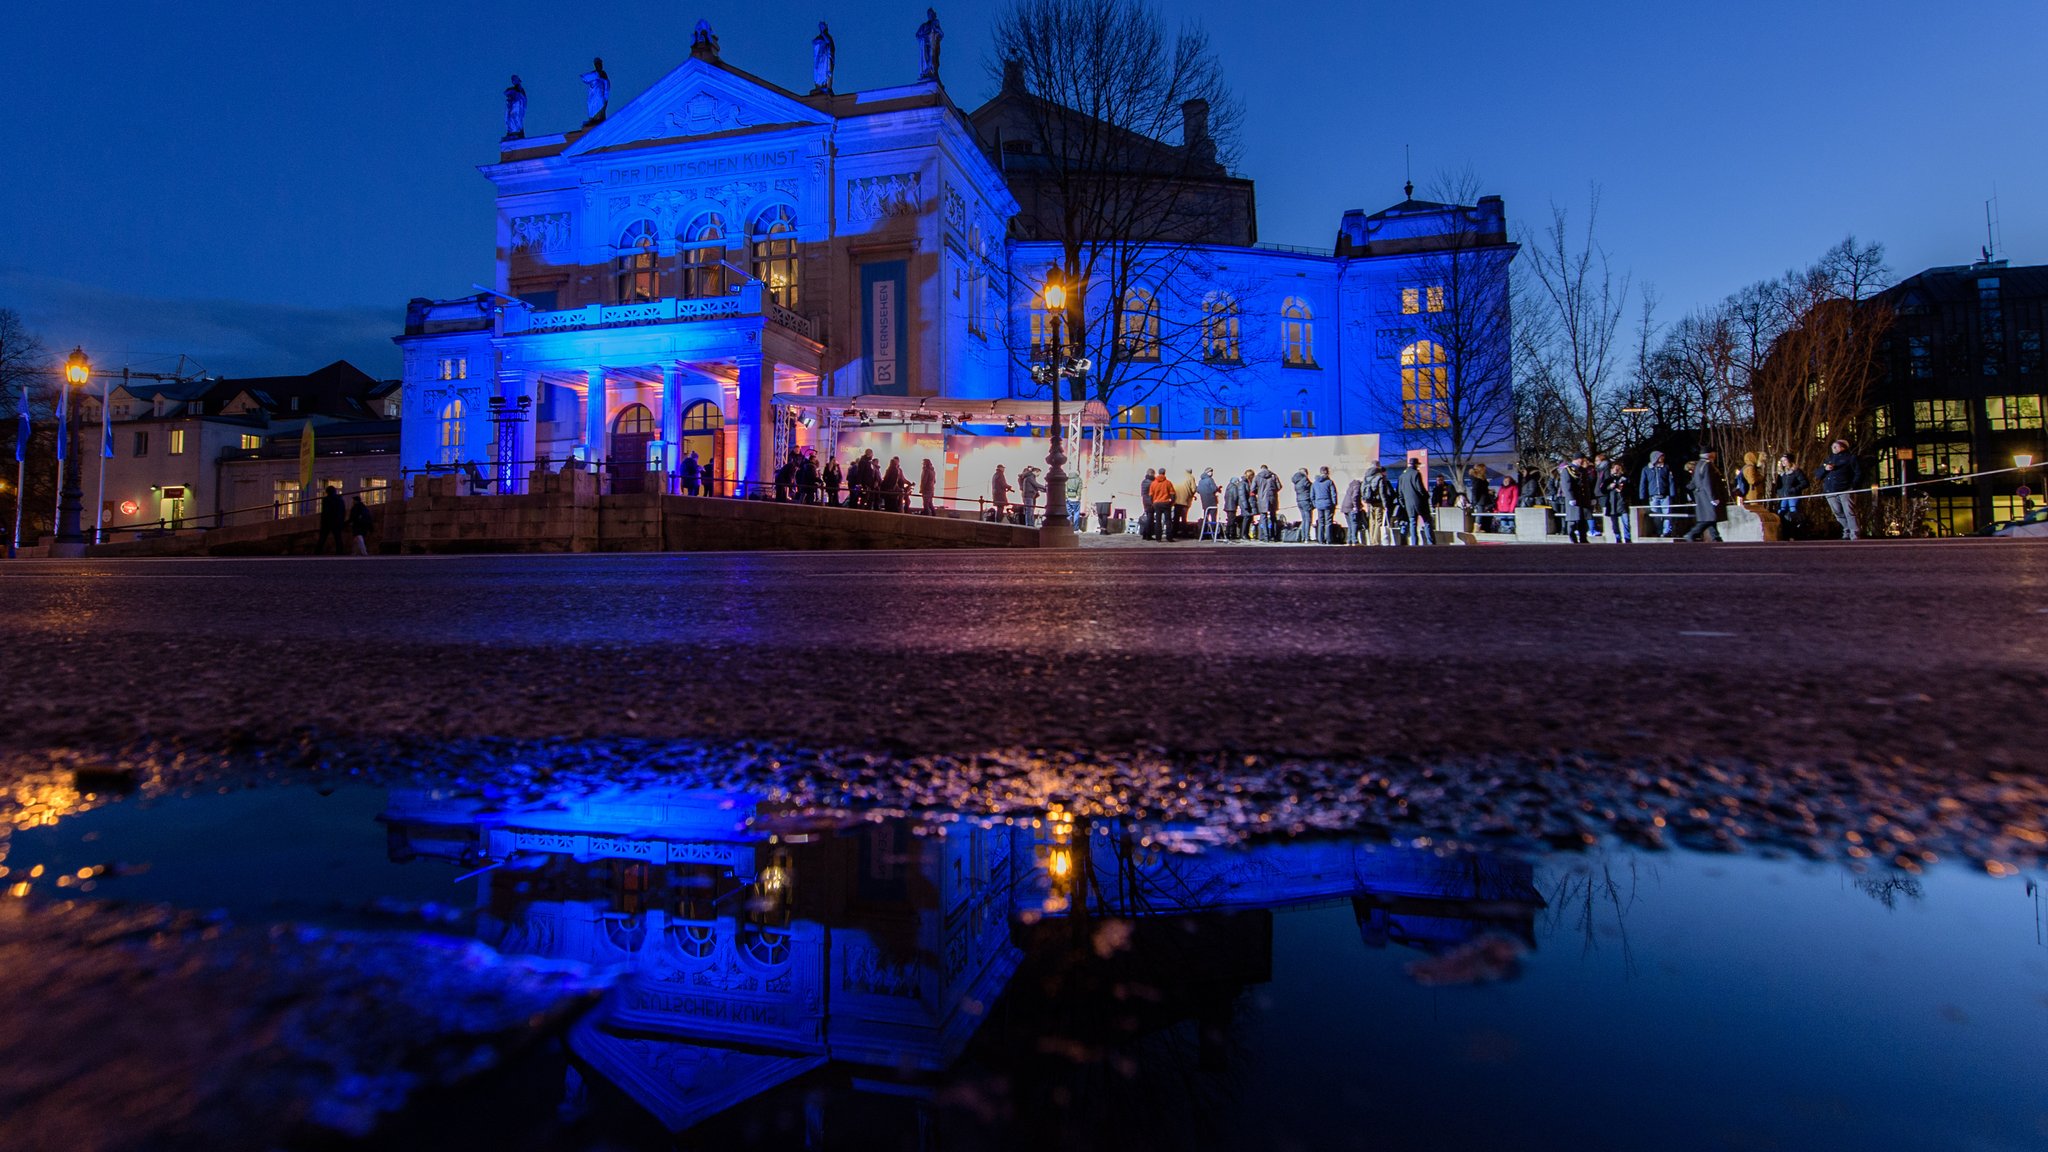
[1401,340,1450,429]
[1426,285,1446,312]
[239,434,261,450]
[1284,409,1316,437]
[1281,297,1314,367]
[1401,287,1420,315]
[1116,404,1162,440]
[1913,441,1972,477]
[272,479,301,518]
[1913,398,1969,434]
[437,357,468,381]
[1985,395,2043,431]
[168,429,186,455]
[1120,288,1160,360]
[438,398,466,465]
[1814,420,1829,441]
[1029,311,1053,362]
[614,219,659,302]
[750,205,799,309]
[1927,495,1975,537]
[363,478,390,506]
[1992,495,2036,522]
[1202,292,1240,362]
[1870,406,1891,439]
[1203,406,1242,440]
[680,213,727,299]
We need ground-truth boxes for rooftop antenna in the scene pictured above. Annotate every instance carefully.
[1984,197,1997,264]
[1404,144,1413,199]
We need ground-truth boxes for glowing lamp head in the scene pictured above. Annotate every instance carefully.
[1042,265,1066,311]
[1048,847,1072,879]
[64,347,89,386]
[2017,454,2035,469]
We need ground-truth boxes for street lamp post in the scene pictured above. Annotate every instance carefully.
[1037,267,1082,547]
[52,347,90,557]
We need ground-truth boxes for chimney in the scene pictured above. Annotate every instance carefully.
[1181,98,1214,166]
[1002,58,1025,95]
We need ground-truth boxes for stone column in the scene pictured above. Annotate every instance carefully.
[584,367,607,467]
[659,363,684,474]
[737,350,773,495]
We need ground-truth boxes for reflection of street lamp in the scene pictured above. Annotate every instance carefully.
[53,348,90,554]
[1036,268,1080,546]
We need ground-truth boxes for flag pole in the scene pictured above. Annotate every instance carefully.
[10,385,25,559]
[51,371,67,535]
[95,370,116,544]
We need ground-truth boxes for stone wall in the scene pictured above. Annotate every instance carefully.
[81,467,1043,556]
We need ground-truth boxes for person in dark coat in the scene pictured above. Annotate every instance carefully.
[702,456,719,497]
[1137,468,1158,539]
[1431,475,1457,509]
[1310,466,1338,543]
[1600,461,1631,543]
[1396,458,1433,545]
[1463,465,1492,512]
[774,453,798,501]
[1638,450,1676,536]
[1819,438,1861,540]
[1019,465,1042,527]
[679,450,702,497]
[347,495,374,556]
[1290,468,1314,543]
[1774,453,1809,533]
[1254,465,1282,541]
[821,456,842,505]
[1222,470,1247,540]
[795,451,819,504]
[1558,456,1594,544]
[1684,450,1726,541]
[1341,473,1365,546]
[919,458,937,515]
[881,457,907,513]
[316,486,347,555]
[1196,467,1220,533]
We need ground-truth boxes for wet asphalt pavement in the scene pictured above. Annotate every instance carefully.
[1,539,2043,774]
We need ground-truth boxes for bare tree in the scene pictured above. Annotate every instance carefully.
[1360,170,1517,474]
[0,309,50,548]
[986,0,1252,418]
[1519,189,1631,457]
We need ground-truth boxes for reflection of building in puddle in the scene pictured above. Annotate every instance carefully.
[381,790,1544,1138]
[382,787,1021,1134]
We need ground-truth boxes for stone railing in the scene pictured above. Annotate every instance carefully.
[504,282,818,342]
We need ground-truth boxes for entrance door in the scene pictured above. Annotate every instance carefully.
[610,403,656,494]
[679,400,726,495]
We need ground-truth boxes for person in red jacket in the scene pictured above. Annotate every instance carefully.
[1493,470,1521,534]
[1148,471,1179,542]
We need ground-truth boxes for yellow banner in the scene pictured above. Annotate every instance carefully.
[298,422,315,493]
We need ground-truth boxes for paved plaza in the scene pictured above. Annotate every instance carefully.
[0,541,2040,775]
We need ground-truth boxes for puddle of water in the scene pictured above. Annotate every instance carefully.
[6,782,2047,1150]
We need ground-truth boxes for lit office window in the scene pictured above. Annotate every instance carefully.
[1281,297,1314,366]
[439,398,466,465]
[1201,292,1240,362]
[1121,288,1160,360]
[1985,395,2043,431]
[680,213,728,299]
[750,205,799,308]
[1401,287,1420,315]
[614,220,659,302]
[1401,340,1450,429]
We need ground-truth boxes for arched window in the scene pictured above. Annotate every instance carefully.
[1281,297,1314,367]
[1400,340,1450,429]
[681,213,727,299]
[437,398,465,465]
[614,220,659,302]
[1202,292,1240,362]
[1121,287,1161,361]
[612,403,656,436]
[750,206,799,309]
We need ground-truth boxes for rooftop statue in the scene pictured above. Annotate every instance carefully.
[502,75,527,140]
[581,57,609,126]
[692,18,720,58]
[811,22,835,94]
[916,8,942,81]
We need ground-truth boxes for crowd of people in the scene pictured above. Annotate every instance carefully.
[1110,437,1870,545]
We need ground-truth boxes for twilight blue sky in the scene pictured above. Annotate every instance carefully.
[4,0,2043,378]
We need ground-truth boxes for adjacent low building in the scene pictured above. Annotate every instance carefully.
[1869,260,2047,535]
[74,360,400,532]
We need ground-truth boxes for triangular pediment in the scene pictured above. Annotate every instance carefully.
[566,57,830,157]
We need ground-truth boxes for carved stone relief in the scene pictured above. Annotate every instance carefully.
[846,173,924,222]
[509,213,571,254]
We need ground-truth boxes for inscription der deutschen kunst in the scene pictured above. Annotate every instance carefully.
[607,149,800,187]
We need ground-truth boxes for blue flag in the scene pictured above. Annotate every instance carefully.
[13,387,26,463]
[100,395,113,458]
[52,381,67,462]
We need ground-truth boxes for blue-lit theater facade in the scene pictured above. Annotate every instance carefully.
[395,37,1517,498]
